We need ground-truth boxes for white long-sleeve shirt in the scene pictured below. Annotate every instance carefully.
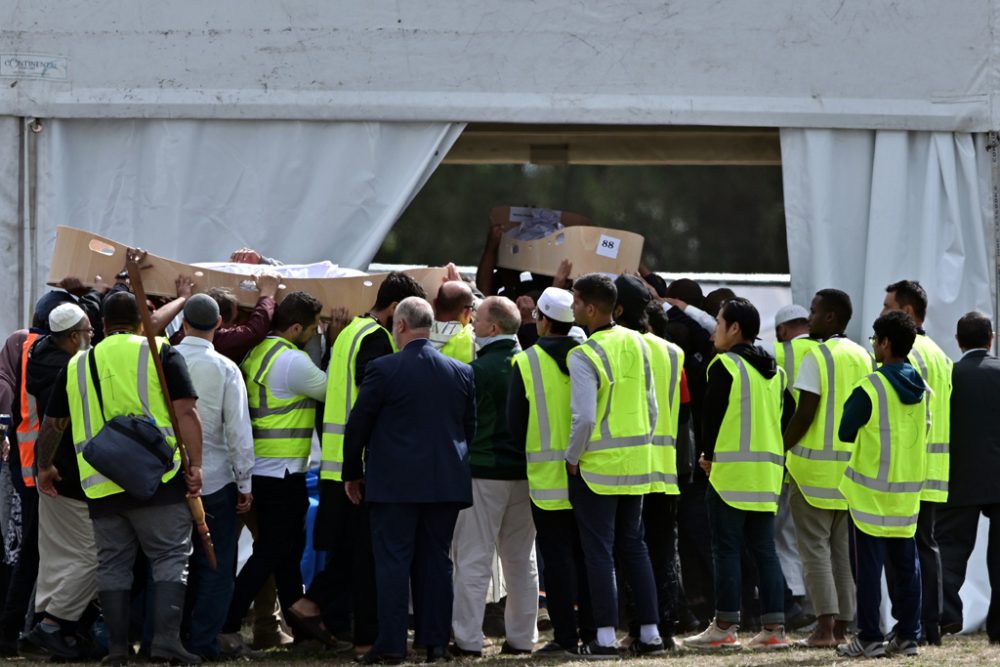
[175,337,255,496]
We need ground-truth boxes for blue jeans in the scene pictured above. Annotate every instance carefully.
[185,484,239,658]
[853,524,922,643]
[568,474,658,628]
[705,484,785,625]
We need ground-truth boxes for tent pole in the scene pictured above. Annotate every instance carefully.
[991,131,1000,355]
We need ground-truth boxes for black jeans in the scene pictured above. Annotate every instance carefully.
[937,503,1000,639]
[568,474,658,629]
[627,494,679,638]
[1,489,37,641]
[677,476,715,623]
[306,480,378,645]
[704,484,785,625]
[853,524,921,642]
[531,504,595,648]
[223,473,307,634]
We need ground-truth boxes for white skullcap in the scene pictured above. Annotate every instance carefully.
[537,287,575,324]
[48,303,86,333]
[774,304,809,328]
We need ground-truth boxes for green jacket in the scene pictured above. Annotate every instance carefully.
[470,339,525,480]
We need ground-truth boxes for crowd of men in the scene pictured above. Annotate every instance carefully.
[0,237,998,664]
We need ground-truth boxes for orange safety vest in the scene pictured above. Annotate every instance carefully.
[15,333,41,488]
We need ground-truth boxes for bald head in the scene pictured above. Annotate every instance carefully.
[435,280,475,324]
[474,296,522,337]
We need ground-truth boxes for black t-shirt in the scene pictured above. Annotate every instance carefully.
[45,334,198,517]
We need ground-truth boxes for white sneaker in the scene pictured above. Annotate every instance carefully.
[682,620,741,650]
[747,626,790,650]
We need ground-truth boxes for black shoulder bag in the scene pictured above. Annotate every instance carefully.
[80,347,176,500]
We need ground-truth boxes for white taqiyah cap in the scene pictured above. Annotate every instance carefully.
[537,287,575,324]
[774,304,809,328]
[48,303,86,333]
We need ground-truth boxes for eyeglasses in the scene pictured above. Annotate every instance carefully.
[869,335,878,346]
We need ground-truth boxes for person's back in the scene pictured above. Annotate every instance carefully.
[909,333,953,503]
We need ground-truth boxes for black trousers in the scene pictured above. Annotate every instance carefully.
[223,473,307,634]
[531,504,595,649]
[307,480,378,645]
[369,502,461,658]
[1,489,37,641]
[916,501,943,630]
[937,503,1000,639]
[626,494,679,638]
[676,477,714,623]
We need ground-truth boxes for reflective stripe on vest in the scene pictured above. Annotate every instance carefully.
[70,336,182,499]
[242,338,316,461]
[707,352,786,513]
[517,346,573,510]
[839,372,927,538]
[572,328,655,495]
[320,318,391,480]
[642,332,683,495]
[908,335,952,502]
[16,333,41,487]
[786,338,873,510]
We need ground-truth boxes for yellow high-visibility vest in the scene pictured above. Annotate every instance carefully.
[707,352,786,513]
[642,332,684,495]
[67,334,181,499]
[571,327,655,495]
[241,338,316,462]
[774,337,820,404]
[786,338,875,510]
[319,317,395,481]
[839,371,929,538]
[441,324,475,364]
[514,345,573,510]
[909,334,952,502]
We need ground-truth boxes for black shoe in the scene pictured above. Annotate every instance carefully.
[941,621,963,636]
[500,641,532,655]
[628,639,667,656]
[564,640,619,660]
[448,643,482,658]
[23,624,79,660]
[533,641,566,654]
[924,623,942,646]
[426,646,451,663]
[356,650,405,665]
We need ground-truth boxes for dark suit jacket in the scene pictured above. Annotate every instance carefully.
[343,338,476,506]
[948,349,1000,507]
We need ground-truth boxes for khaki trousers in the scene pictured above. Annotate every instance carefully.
[35,494,98,620]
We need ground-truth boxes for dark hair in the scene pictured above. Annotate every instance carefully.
[206,287,239,326]
[665,278,704,308]
[642,273,668,299]
[617,307,649,332]
[872,310,917,358]
[573,274,617,315]
[816,288,853,328]
[956,311,993,350]
[102,291,140,327]
[271,292,322,332]
[704,288,736,318]
[885,280,928,321]
[646,302,669,339]
[720,297,760,341]
[374,272,426,311]
[538,311,573,336]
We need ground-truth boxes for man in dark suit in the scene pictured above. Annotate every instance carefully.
[343,296,476,664]
[937,311,1000,640]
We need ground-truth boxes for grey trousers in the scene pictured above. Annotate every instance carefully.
[92,501,192,591]
[788,478,855,620]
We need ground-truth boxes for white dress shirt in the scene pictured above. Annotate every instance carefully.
[175,336,255,496]
[250,336,327,478]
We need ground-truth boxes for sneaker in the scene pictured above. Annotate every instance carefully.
[563,640,620,660]
[885,636,919,657]
[746,626,790,650]
[836,637,886,659]
[682,620,741,650]
[627,639,667,656]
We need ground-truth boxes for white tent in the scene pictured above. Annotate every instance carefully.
[2,0,998,630]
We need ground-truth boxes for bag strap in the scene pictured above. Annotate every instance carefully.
[87,347,108,422]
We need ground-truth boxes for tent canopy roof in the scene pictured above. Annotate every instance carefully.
[1,0,996,130]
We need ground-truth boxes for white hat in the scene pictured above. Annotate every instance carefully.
[537,287,575,324]
[48,303,86,333]
[774,304,809,328]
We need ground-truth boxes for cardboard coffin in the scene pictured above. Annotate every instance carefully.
[47,226,448,317]
[491,206,644,277]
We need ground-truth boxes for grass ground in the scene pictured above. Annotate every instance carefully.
[11,633,1000,667]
